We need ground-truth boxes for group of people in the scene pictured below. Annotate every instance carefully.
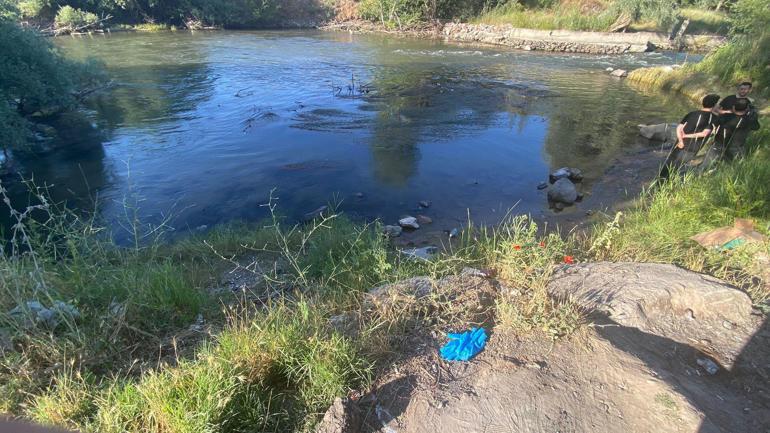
[659,81,761,179]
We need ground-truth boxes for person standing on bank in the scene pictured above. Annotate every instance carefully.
[699,97,760,171]
[717,82,754,114]
[659,94,721,179]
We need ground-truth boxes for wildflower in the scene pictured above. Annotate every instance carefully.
[514,245,522,251]
[563,255,575,264]
[539,242,545,248]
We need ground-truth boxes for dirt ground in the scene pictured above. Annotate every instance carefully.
[318,268,770,433]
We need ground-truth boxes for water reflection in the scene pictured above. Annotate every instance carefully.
[22,31,696,236]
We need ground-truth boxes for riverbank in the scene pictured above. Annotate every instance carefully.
[320,20,725,54]
[1,123,768,431]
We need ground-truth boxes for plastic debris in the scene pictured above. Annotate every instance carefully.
[439,327,487,361]
[690,218,767,251]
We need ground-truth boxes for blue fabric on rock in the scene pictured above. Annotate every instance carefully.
[439,327,487,361]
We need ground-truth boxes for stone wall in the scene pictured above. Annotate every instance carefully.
[442,23,724,54]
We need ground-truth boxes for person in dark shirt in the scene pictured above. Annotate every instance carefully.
[717,82,754,114]
[699,97,760,171]
[658,94,721,179]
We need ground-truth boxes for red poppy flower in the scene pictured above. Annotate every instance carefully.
[514,245,522,250]
[563,255,575,264]
[539,242,545,248]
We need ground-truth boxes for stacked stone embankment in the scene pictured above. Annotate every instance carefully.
[442,23,724,54]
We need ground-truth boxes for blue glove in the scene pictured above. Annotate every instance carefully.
[439,327,487,361]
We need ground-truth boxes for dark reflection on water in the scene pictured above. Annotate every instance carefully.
[3,30,695,240]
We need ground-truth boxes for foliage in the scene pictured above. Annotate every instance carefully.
[358,0,508,27]
[610,0,679,30]
[590,131,770,304]
[54,5,99,29]
[0,20,77,151]
[474,2,617,31]
[694,0,770,97]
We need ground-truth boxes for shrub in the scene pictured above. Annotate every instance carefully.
[54,5,99,30]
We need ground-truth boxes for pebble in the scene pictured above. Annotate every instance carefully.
[419,200,432,208]
[449,228,460,238]
[355,192,365,199]
[537,182,548,190]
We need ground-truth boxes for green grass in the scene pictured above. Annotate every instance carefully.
[473,4,616,32]
[589,137,770,304]
[0,182,585,431]
[109,23,178,32]
[680,8,730,35]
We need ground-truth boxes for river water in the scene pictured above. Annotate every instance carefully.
[6,30,694,239]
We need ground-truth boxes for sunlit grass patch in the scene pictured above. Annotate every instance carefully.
[589,142,770,304]
[473,4,615,32]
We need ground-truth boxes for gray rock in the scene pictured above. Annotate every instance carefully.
[401,246,438,261]
[697,358,720,375]
[547,178,578,205]
[549,167,583,183]
[9,300,79,329]
[449,228,460,238]
[399,217,420,229]
[316,397,361,433]
[547,262,757,367]
[537,182,549,190]
[638,123,678,143]
[416,215,433,225]
[383,225,403,238]
[355,192,365,199]
[419,200,432,208]
[605,67,615,72]
[610,69,628,77]
[52,301,80,320]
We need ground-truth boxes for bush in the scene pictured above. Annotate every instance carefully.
[18,0,50,20]
[0,21,75,150]
[54,5,99,30]
[695,0,770,97]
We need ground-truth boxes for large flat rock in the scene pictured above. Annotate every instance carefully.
[547,262,758,365]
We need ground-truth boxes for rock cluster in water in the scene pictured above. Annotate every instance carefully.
[539,167,584,209]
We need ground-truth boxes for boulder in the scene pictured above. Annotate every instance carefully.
[401,246,438,261]
[547,262,757,366]
[547,178,578,205]
[399,217,420,229]
[383,225,403,238]
[416,215,433,225]
[610,69,628,77]
[315,397,361,433]
[638,123,678,142]
[549,167,583,183]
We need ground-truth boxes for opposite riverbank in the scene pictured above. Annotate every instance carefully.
[320,20,725,54]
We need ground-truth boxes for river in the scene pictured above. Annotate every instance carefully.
[5,30,695,240]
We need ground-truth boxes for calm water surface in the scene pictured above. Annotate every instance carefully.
[9,30,694,238]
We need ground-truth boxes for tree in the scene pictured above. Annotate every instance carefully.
[0,18,101,153]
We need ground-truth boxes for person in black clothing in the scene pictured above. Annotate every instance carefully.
[717,82,754,114]
[699,97,760,171]
[658,94,721,179]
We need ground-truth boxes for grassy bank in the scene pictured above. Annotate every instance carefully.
[471,3,616,32]
[0,185,584,431]
[3,138,768,430]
